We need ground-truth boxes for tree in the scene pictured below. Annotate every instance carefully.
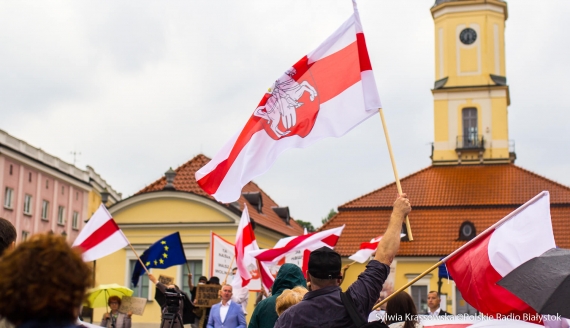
[321,208,338,225]
[296,220,315,233]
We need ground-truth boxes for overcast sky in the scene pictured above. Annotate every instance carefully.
[1,0,569,228]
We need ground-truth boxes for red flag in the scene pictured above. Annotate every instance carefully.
[443,191,555,323]
[196,3,381,203]
[234,205,259,287]
[72,204,129,262]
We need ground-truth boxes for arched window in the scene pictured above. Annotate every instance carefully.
[462,108,478,147]
[458,221,476,241]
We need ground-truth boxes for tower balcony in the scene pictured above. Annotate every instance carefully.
[456,135,485,150]
[455,135,485,164]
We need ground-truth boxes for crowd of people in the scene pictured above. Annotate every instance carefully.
[0,195,431,328]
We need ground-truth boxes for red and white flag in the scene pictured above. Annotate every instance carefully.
[72,204,129,262]
[196,2,381,203]
[234,205,259,288]
[250,225,344,264]
[443,191,555,322]
[349,233,406,263]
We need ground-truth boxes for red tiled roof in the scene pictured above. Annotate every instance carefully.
[322,164,570,257]
[136,154,304,237]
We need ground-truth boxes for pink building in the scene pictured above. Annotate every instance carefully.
[0,129,121,243]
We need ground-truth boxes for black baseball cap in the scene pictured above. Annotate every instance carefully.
[308,246,342,279]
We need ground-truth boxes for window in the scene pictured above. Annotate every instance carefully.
[9,165,12,175]
[72,211,79,230]
[411,285,428,314]
[22,231,29,241]
[4,187,14,209]
[129,260,150,299]
[23,194,33,215]
[28,172,32,182]
[76,192,79,201]
[61,186,65,195]
[58,206,65,225]
[458,221,476,241]
[182,260,203,298]
[42,201,49,220]
[462,107,478,147]
[46,180,49,189]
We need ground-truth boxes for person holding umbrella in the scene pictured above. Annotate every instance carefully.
[99,296,131,328]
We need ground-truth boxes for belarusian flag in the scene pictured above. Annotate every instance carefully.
[196,1,381,203]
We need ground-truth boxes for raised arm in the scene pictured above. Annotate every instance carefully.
[374,194,411,265]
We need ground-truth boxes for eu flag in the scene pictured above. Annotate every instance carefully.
[131,232,187,287]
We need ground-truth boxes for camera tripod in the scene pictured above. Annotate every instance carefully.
[160,311,184,328]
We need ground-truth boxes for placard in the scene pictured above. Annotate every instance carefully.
[158,274,175,286]
[119,296,146,316]
[194,284,221,307]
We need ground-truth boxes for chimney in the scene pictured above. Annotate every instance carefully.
[163,168,177,190]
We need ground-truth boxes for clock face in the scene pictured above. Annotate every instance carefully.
[459,28,477,45]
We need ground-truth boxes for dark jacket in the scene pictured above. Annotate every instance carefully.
[274,260,389,328]
[154,282,195,328]
[248,264,307,328]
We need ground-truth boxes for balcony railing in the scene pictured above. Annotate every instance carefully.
[456,135,485,150]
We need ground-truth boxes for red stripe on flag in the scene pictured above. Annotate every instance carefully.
[359,241,378,250]
[321,234,339,247]
[255,233,315,262]
[77,219,120,252]
[198,41,362,196]
[446,230,540,323]
[356,33,372,72]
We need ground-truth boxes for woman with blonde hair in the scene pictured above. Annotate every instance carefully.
[275,286,308,317]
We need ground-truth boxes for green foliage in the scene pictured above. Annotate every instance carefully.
[321,208,338,225]
[295,220,316,232]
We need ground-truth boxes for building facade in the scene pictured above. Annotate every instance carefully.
[94,154,304,327]
[0,129,121,243]
[326,0,570,315]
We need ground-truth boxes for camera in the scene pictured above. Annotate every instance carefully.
[164,288,184,314]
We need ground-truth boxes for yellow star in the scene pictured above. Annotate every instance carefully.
[159,259,164,264]
[154,260,158,265]
[164,245,169,251]
[163,253,168,258]
[145,261,150,266]
[161,241,166,245]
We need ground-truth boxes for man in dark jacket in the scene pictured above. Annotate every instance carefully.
[274,194,411,328]
[248,263,306,328]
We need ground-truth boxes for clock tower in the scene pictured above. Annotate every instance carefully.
[430,0,515,165]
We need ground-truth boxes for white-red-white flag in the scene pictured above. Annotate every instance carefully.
[234,205,259,287]
[251,225,344,264]
[72,204,129,262]
[444,191,555,323]
[348,233,406,263]
[195,2,381,203]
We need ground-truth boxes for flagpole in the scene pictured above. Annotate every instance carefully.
[128,243,150,276]
[378,108,413,241]
[222,255,236,285]
[372,260,443,310]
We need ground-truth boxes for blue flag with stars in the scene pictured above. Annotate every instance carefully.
[131,232,187,287]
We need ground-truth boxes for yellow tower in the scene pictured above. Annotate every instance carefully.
[431,0,515,165]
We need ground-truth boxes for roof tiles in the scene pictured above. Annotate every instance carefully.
[322,164,570,257]
[136,154,304,237]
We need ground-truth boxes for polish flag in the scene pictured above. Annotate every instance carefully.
[196,1,381,203]
[349,233,406,263]
[443,191,555,322]
[234,205,259,287]
[72,204,130,262]
[250,225,344,264]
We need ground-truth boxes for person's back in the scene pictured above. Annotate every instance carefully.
[274,195,411,328]
[248,264,307,328]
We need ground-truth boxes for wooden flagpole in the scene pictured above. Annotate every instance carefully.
[373,260,443,310]
[222,255,236,285]
[128,243,150,276]
[379,108,413,241]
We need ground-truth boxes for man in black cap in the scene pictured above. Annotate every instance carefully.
[274,194,411,328]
